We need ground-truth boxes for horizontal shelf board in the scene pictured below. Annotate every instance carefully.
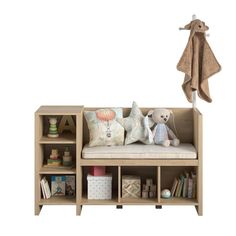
[39,134,76,144]
[160,197,198,205]
[81,196,118,205]
[39,197,76,205]
[36,106,83,115]
[79,197,197,205]
[119,198,157,205]
[80,159,199,166]
[39,167,76,174]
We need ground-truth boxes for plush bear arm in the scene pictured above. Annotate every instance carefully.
[152,125,157,137]
[166,125,178,139]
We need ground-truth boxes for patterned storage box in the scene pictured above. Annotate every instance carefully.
[87,174,112,200]
[122,175,141,198]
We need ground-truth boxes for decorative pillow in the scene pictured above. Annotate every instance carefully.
[116,101,154,145]
[84,108,124,147]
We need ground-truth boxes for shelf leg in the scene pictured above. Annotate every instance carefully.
[195,205,203,216]
[35,205,42,215]
[155,205,162,209]
[116,205,123,209]
[76,205,83,216]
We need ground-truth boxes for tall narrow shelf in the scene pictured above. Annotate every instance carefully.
[35,106,83,215]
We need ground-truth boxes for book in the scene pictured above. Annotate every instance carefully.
[177,175,185,197]
[175,179,181,197]
[44,178,51,199]
[40,177,51,199]
[51,176,66,196]
[40,179,46,199]
[65,175,76,197]
[182,172,189,198]
[187,177,193,198]
[171,178,178,197]
[191,172,197,199]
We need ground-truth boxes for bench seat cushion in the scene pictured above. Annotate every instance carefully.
[82,143,197,159]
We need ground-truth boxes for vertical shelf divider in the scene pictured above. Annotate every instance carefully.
[118,166,121,203]
[76,111,83,215]
[157,166,161,203]
[35,114,43,215]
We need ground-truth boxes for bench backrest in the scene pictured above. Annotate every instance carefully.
[82,107,193,145]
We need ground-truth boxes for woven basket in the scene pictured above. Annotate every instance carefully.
[122,175,141,198]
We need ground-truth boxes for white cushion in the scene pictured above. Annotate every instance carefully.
[82,143,197,159]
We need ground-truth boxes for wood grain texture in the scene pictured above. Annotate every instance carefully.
[118,166,121,203]
[193,108,203,215]
[76,111,84,215]
[81,159,199,166]
[157,166,161,203]
[35,106,203,215]
[36,106,83,115]
[35,113,43,215]
[83,107,193,145]
[35,106,83,215]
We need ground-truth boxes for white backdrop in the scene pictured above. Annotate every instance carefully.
[0,0,235,235]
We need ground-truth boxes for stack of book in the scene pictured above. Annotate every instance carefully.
[170,171,196,198]
[40,177,51,199]
[40,175,76,199]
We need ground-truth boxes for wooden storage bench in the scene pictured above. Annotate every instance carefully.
[35,106,202,216]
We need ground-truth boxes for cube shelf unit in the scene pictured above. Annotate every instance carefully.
[80,163,199,207]
[35,106,202,215]
[35,106,83,215]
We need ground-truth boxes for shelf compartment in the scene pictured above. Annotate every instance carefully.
[161,166,197,201]
[82,166,118,201]
[40,174,76,203]
[41,144,76,169]
[160,197,198,205]
[121,166,157,200]
[42,115,76,135]
[39,197,76,205]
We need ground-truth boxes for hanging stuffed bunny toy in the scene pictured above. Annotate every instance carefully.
[148,108,180,147]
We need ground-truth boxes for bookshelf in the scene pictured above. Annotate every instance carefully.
[35,106,83,215]
[35,106,203,215]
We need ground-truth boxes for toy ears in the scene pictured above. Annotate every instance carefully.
[147,109,173,116]
[147,110,154,116]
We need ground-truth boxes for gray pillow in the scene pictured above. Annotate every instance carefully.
[117,102,154,145]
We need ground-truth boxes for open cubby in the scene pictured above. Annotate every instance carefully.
[160,166,198,205]
[42,144,76,167]
[120,166,158,204]
[161,166,196,190]
[81,166,118,204]
[39,174,76,205]
[42,115,76,137]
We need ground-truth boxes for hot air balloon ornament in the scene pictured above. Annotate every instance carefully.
[96,109,116,138]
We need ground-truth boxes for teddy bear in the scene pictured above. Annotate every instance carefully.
[148,108,180,147]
